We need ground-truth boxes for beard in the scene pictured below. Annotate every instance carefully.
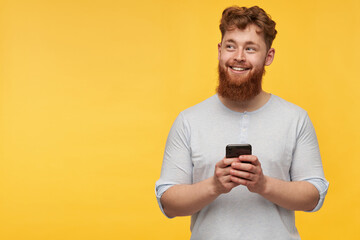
[216,63,265,102]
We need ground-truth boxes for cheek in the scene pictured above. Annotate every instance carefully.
[248,56,266,68]
[219,54,233,66]
[219,51,233,60]
[218,57,228,67]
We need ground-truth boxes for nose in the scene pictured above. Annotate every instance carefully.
[234,49,246,62]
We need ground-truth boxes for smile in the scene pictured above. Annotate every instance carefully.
[230,66,250,71]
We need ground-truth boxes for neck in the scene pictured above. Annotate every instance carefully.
[218,90,271,112]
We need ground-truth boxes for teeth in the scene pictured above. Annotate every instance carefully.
[231,67,247,71]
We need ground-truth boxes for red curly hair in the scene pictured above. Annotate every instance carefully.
[219,6,277,50]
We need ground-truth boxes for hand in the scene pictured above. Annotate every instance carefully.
[229,155,267,194]
[212,158,240,194]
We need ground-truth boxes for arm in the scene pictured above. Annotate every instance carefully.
[161,178,218,218]
[257,177,319,211]
[161,158,240,217]
[230,155,319,211]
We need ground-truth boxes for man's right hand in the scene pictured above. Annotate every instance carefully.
[213,158,241,194]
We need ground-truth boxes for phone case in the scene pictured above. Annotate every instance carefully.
[226,144,252,158]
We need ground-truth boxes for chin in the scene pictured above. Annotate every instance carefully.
[227,75,250,86]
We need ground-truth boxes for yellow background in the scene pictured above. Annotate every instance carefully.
[1,0,359,239]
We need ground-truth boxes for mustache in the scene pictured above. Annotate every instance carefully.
[226,62,252,68]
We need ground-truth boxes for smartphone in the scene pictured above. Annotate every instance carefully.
[226,144,252,158]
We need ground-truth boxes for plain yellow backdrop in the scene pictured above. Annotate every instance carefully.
[1,0,359,239]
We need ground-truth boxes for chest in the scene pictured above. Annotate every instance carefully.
[189,114,298,182]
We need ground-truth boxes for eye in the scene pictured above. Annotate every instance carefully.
[226,45,236,50]
[246,47,256,52]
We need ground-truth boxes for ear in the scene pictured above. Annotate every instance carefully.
[265,48,275,66]
[218,43,222,60]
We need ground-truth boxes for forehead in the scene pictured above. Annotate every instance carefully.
[222,24,266,46]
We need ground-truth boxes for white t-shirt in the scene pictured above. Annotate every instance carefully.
[156,94,329,240]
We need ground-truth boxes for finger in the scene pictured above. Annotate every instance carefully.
[230,168,254,181]
[224,174,241,185]
[239,155,262,169]
[238,155,258,163]
[231,161,256,174]
[216,157,237,168]
[215,165,234,179]
[215,175,240,192]
[230,175,248,185]
[221,174,234,183]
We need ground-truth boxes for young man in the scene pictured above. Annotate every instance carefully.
[156,6,329,239]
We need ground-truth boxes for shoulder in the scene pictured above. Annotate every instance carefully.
[180,95,220,119]
[267,95,315,137]
[269,94,308,119]
[172,95,226,133]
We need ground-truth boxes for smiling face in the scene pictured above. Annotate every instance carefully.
[217,24,275,101]
[218,24,274,83]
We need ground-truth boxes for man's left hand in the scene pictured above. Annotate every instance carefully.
[229,155,267,194]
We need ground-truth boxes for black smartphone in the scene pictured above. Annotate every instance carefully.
[226,144,252,158]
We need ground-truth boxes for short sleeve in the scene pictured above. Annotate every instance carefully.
[155,113,193,216]
[290,113,325,181]
[290,113,329,211]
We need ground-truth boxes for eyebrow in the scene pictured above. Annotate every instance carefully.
[224,39,260,46]
[224,39,236,44]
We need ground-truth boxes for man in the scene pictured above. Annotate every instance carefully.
[155,6,329,240]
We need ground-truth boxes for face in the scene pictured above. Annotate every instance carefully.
[217,24,275,101]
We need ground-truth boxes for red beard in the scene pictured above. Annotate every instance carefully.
[216,63,265,102]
